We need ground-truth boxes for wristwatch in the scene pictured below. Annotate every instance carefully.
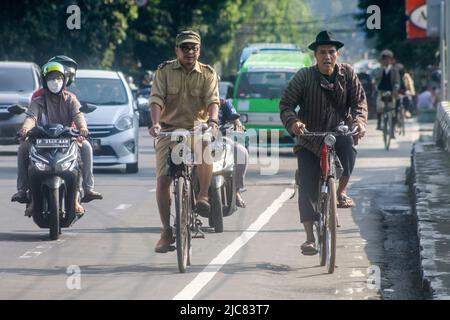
[208,118,219,125]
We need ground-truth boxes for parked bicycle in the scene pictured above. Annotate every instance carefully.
[298,123,358,274]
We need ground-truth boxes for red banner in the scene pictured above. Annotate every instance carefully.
[406,0,427,39]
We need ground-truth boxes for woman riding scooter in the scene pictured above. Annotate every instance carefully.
[11,61,96,216]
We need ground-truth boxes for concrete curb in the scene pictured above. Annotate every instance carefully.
[409,141,450,300]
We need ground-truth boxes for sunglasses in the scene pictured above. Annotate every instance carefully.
[178,45,200,54]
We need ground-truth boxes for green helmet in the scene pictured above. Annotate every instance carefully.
[42,61,65,80]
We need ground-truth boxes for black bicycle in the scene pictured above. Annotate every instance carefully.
[156,126,211,273]
[300,123,358,274]
[381,91,395,150]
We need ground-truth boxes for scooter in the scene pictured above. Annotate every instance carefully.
[8,103,96,240]
[206,114,242,233]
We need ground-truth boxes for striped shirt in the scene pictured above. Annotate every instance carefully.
[279,63,368,157]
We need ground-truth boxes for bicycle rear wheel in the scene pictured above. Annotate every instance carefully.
[383,112,392,150]
[326,178,337,274]
[398,107,405,136]
[174,177,191,273]
[316,182,327,267]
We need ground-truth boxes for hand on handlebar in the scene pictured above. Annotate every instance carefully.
[290,121,306,136]
[79,127,89,137]
[18,127,29,140]
[354,123,365,139]
[149,123,161,138]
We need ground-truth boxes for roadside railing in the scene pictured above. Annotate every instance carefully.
[433,101,450,151]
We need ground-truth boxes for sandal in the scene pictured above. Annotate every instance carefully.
[236,192,246,208]
[75,203,85,218]
[196,197,210,214]
[337,194,356,208]
[301,241,318,255]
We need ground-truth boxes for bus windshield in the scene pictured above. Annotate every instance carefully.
[237,71,295,99]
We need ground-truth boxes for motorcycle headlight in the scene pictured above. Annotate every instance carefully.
[115,116,133,131]
[35,161,49,171]
[324,135,336,147]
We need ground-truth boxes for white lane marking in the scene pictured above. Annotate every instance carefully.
[115,204,132,210]
[173,188,293,300]
[148,189,156,193]
[19,239,65,259]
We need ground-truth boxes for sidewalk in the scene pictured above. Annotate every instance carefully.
[410,121,450,300]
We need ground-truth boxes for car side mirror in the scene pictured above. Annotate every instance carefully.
[80,103,97,114]
[7,104,27,115]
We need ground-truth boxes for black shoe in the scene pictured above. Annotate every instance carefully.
[81,190,103,203]
[11,191,29,204]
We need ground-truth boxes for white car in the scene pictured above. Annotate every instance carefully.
[68,70,139,173]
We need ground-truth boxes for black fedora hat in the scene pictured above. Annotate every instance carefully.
[308,30,344,51]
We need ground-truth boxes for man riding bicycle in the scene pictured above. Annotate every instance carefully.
[279,31,368,255]
[148,31,220,253]
[375,49,401,137]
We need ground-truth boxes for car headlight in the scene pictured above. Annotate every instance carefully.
[115,116,133,131]
[60,160,74,171]
[35,161,49,171]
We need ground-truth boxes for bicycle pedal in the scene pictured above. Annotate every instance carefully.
[193,233,205,239]
[168,245,176,252]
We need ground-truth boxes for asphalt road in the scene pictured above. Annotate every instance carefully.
[0,119,424,300]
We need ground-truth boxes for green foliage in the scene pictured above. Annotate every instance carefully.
[0,0,315,79]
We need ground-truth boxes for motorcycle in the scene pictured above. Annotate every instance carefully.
[204,114,242,233]
[8,103,97,240]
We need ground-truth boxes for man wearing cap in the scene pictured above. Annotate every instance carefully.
[374,49,401,133]
[148,30,220,253]
[279,30,368,255]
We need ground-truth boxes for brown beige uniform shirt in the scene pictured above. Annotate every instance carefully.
[149,59,220,177]
[149,59,220,130]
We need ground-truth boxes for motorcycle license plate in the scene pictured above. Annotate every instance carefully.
[35,138,70,148]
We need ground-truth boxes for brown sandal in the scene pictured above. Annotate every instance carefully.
[301,241,318,255]
[337,194,356,208]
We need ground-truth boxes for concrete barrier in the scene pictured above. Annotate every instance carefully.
[433,101,450,150]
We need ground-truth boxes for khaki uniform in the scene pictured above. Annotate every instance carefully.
[149,59,220,178]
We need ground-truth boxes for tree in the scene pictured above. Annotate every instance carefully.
[0,0,138,68]
[356,0,439,69]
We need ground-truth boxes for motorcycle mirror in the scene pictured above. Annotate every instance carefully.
[7,104,27,115]
[137,97,148,109]
[80,103,97,114]
[239,113,248,124]
[228,113,240,122]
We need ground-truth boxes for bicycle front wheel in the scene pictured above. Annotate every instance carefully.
[383,112,392,150]
[326,178,337,274]
[174,177,191,273]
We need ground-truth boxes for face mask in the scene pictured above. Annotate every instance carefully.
[47,78,64,94]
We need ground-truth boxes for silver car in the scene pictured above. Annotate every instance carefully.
[0,62,42,144]
[68,70,139,173]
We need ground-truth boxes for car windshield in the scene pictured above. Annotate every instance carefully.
[237,71,295,99]
[0,67,35,92]
[68,78,128,105]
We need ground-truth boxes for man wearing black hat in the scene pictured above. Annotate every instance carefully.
[280,30,368,255]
